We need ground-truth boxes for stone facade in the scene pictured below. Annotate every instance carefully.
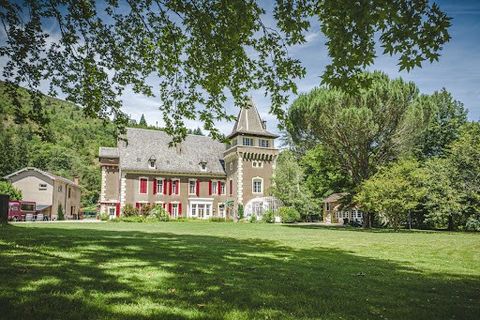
[99,99,279,219]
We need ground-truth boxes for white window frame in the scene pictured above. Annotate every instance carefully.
[259,139,270,148]
[171,202,179,218]
[189,200,213,219]
[220,181,226,195]
[211,179,218,195]
[156,178,164,195]
[172,178,180,195]
[148,160,156,169]
[252,176,263,194]
[188,179,197,195]
[39,183,47,191]
[242,137,253,146]
[139,176,148,194]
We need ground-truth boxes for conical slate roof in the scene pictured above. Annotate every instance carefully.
[227,98,279,139]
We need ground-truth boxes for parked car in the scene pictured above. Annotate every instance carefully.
[8,201,36,222]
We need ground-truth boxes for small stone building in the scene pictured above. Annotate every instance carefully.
[323,192,363,224]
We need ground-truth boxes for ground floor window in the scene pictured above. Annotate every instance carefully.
[171,203,179,218]
[189,202,212,219]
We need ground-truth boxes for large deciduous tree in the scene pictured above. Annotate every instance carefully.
[0,0,450,140]
[415,89,467,158]
[355,159,426,230]
[287,72,429,187]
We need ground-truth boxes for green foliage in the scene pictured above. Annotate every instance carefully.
[262,210,275,224]
[0,181,22,200]
[1,1,450,141]
[278,207,300,223]
[119,215,146,223]
[0,83,117,207]
[448,123,480,221]
[465,216,480,232]
[287,72,429,186]
[147,205,170,222]
[422,158,462,230]
[237,204,244,220]
[301,145,352,200]
[98,212,109,221]
[271,150,317,217]
[249,215,258,223]
[122,204,138,217]
[57,204,64,221]
[356,159,427,230]
[416,89,467,158]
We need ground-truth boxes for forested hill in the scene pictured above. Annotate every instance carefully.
[0,82,117,207]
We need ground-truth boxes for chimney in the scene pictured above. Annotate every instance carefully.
[261,120,267,130]
[73,176,79,185]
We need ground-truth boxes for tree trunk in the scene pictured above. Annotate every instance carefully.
[0,194,9,225]
[447,215,454,231]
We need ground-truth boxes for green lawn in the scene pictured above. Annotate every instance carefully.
[0,222,478,320]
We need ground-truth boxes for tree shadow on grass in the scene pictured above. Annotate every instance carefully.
[0,225,478,320]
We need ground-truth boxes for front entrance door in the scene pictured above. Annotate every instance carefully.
[108,207,116,220]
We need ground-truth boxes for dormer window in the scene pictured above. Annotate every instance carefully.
[199,160,207,172]
[148,155,156,169]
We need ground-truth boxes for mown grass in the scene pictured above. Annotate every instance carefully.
[0,222,478,319]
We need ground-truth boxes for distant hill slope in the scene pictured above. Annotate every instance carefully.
[0,82,117,207]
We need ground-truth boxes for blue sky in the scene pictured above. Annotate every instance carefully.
[122,0,480,136]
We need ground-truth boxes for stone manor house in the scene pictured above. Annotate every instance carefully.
[99,100,280,219]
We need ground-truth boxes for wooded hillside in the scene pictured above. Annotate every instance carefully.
[0,82,117,207]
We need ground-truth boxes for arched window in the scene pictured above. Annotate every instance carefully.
[252,177,263,194]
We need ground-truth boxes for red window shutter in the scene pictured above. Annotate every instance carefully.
[162,203,166,209]
[163,179,167,195]
[153,179,157,195]
[135,202,140,209]
[217,181,221,195]
[168,203,172,214]
[208,181,212,195]
[179,202,182,216]
[196,180,200,196]
[169,180,172,195]
[116,203,120,217]
[175,180,179,195]
[140,178,147,194]
[230,180,233,195]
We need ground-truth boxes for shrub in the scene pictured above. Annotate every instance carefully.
[262,210,275,223]
[278,207,300,223]
[98,212,109,221]
[465,216,480,232]
[122,204,138,217]
[238,204,244,220]
[210,217,226,222]
[0,181,22,200]
[57,204,64,220]
[147,205,170,222]
[249,214,257,223]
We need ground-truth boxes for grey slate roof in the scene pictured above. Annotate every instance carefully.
[118,128,226,175]
[323,192,348,203]
[99,147,119,158]
[227,98,279,139]
[4,167,79,186]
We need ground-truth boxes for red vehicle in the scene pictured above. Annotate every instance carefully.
[8,201,36,222]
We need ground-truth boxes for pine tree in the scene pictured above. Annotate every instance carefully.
[139,114,147,127]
